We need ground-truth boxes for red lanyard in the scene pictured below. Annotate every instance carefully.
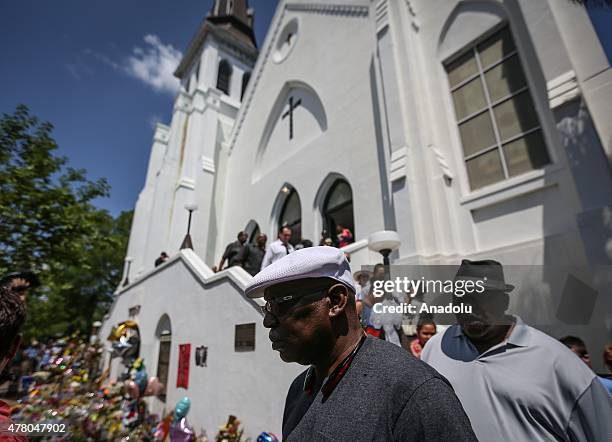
[303,334,366,402]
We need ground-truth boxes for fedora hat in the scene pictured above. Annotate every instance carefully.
[454,259,514,292]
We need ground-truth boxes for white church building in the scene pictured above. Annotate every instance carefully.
[100,0,612,438]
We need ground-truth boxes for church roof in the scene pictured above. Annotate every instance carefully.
[174,0,258,79]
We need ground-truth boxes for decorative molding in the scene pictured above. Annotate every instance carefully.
[174,90,192,114]
[286,2,369,17]
[390,146,408,182]
[201,156,216,174]
[176,177,196,190]
[153,124,170,144]
[175,20,257,79]
[203,88,222,111]
[215,34,258,66]
[375,0,389,31]
[428,144,454,180]
[547,70,579,109]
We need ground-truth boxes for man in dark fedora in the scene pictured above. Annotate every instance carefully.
[245,247,477,441]
[422,259,612,441]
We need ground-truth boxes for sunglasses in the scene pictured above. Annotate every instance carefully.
[261,288,331,318]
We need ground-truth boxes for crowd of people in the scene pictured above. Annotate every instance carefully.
[3,246,611,440]
[212,224,354,276]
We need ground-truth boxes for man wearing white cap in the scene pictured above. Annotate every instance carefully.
[245,246,476,441]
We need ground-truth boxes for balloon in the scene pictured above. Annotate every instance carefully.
[169,417,194,442]
[125,380,140,399]
[107,320,139,341]
[257,432,279,442]
[143,377,164,397]
[173,397,190,421]
[134,370,148,394]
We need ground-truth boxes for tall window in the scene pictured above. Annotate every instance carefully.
[446,26,550,191]
[217,59,232,95]
[323,180,355,240]
[241,72,251,101]
[279,189,301,246]
[157,332,171,401]
[155,315,171,401]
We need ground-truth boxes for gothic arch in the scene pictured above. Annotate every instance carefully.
[217,59,233,95]
[155,313,172,337]
[154,314,172,401]
[253,81,328,182]
[270,183,302,245]
[313,173,355,242]
[438,1,508,60]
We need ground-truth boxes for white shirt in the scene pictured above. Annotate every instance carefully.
[260,239,294,270]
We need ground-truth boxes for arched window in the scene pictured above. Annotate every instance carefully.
[217,59,232,95]
[279,189,301,246]
[241,72,251,101]
[155,315,172,402]
[323,180,355,242]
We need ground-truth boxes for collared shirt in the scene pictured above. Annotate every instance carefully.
[283,336,477,441]
[222,240,245,268]
[260,239,294,270]
[239,243,266,276]
[421,317,612,441]
[598,376,612,395]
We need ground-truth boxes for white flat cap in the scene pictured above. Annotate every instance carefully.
[245,246,355,298]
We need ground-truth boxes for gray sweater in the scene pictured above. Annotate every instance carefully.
[282,336,477,441]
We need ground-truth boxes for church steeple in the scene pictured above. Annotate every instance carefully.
[207,0,256,48]
[174,0,258,80]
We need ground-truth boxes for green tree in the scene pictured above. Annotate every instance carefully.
[0,105,132,337]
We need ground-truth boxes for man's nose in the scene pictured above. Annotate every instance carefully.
[262,311,278,329]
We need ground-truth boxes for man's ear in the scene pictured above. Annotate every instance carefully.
[328,284,349,317]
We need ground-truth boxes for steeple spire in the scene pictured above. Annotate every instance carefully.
[208,0,256,47]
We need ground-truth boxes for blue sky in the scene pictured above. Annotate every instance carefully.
[0,0,278,216]
[0,1,609,217]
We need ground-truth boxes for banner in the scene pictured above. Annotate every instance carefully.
[177,343,190,389]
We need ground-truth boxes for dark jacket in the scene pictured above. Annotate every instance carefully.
[282,337,477,441]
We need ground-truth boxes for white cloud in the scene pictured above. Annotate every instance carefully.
[124,34,182,96]
[85,48,122,71]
